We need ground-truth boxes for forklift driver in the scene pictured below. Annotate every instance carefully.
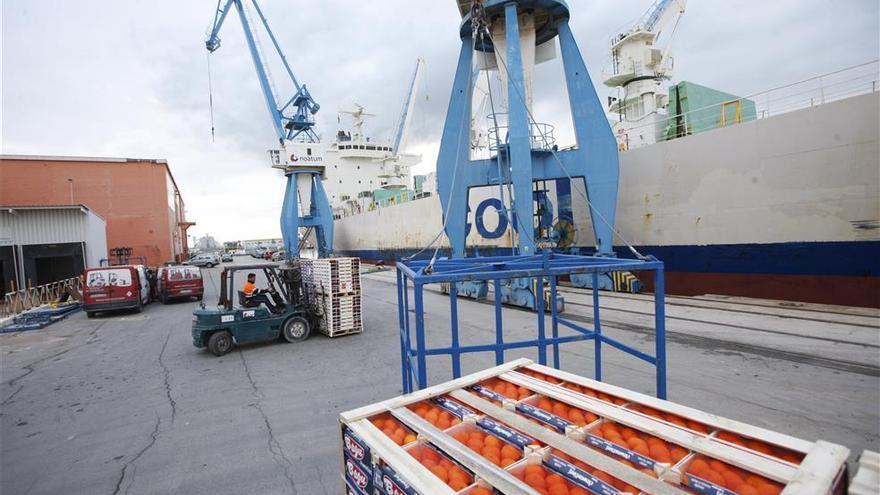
[242,273,283,314]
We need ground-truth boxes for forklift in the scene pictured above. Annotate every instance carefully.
[191,264,313,356]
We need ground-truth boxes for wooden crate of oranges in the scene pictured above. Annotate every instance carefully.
[339,359,849,495]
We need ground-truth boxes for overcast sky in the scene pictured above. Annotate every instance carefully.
[3,0,878,243]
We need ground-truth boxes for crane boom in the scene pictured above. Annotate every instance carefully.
[392,58,424,155]
[206,0,320,144]
[204,0,334,260]
[641,0,687,36]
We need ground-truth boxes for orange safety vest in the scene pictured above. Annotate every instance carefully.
[242,281,257,296]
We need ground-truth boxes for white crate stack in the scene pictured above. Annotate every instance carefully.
[300,257,363,337]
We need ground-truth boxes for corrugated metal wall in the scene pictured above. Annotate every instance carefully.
[0,208,88,245]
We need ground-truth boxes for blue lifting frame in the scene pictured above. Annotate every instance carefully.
[396,251,667,399]
[433,0,630,308]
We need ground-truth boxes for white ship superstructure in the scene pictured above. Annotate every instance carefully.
[322,60,425,218]
[323,106,421,217]
[604,0,687,150]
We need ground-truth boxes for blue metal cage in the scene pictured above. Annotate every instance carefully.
[396,251,667,398]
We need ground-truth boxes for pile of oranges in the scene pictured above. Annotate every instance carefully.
[519,369,628,406]
[686,456,783,495]
[532,395,600,427]
[451,426,525,468]
[409,400,463,430]
[590,421,689,465]
[714,431,803,464]
[511,457,637,495]
[407,443,473,491]
[478,378,534,401]
[551,450,647,493]
[370,414,417,446]
[518,368,563,384]
[627,404,710,434]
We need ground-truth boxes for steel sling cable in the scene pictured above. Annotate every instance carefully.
[405,3,483,271]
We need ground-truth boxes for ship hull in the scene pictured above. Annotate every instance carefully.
[334,92,880,308]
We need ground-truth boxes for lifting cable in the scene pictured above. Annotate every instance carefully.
[207,52,216,142]
[403,3,484,270]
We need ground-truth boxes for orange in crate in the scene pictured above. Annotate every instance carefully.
[715,431,804,464]
[520,368,629,406]
[478,378,534,400]
[450,424,529,468]
[549,449,641,494]
[685,455,784,495]
[530,394,600,427]
[589,421,690,465]
[408,400,463,430]
[407,443,474,491]
[370,413,416,446]
[627,404,710,434]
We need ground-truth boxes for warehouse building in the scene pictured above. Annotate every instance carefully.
[0,205,107,294]
[0,155,195,266]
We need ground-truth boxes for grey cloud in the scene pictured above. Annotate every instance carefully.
[2,0,877,241]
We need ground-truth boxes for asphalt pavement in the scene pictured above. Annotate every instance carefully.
[1,257,878,494]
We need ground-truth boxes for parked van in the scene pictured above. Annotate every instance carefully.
[157,265,204,303]
[82,265,151,318]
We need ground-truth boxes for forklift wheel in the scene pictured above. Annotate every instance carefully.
[208,330,233,356]
[282,316,310,343]
[86,311,95,319]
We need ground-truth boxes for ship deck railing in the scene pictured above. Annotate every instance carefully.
[623,59,880,146]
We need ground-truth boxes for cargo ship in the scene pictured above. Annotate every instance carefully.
[323,1,879,308]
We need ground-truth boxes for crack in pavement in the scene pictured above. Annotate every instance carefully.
[2,325,103,404]
[112,413,161,495]
[1,385,24,407]
[158,328,177,424]
[238,350,298,494]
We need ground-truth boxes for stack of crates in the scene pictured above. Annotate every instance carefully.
[300,257,362,337]
[340,359,849,495]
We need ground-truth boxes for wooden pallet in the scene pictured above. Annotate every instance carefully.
[314,292,363,338]
[339,359,849,495]
[301,257,361,295]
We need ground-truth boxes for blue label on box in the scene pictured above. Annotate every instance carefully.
[344,455,372,495]
[343,427,372,469]
[471,384,508,403]
[376,464,420,495]
[684,474,738,495]
[477,417,535,449]
[433,396,474,419]
[516,402,572,433]
[585,433,655,469]
[545,455,620,495]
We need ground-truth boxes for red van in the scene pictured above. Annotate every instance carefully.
[157,265,204,303]
[82,265,151,318]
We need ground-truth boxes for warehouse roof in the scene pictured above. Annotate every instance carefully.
[1,204,105,220]
[0,154,167,164]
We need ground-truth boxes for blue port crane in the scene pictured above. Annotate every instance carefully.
[205,0,333,259]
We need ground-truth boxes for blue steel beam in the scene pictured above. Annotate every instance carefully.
[205,0,320,144]
[504,2,537,255]
[436,39,476,258]
[557,21,619,255]
[231,0,287,144]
